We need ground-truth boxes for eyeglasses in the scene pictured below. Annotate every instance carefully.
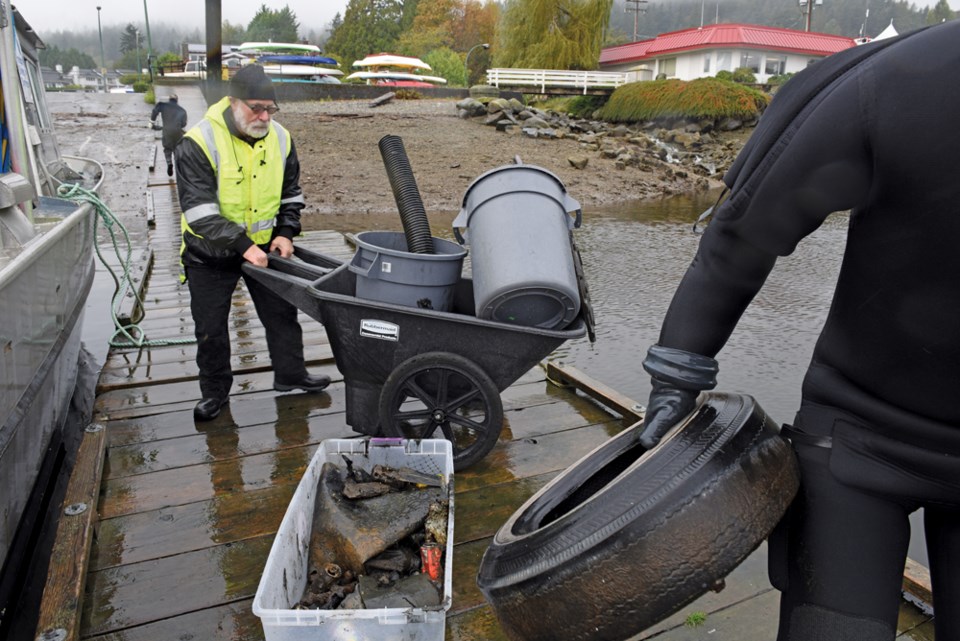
[242,100,279,115]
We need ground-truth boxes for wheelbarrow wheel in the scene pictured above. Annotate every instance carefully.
[379,352,503,470]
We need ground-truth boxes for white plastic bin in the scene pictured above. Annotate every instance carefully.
[253,438,455,641]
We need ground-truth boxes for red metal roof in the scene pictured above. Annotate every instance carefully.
[600,23,856,65]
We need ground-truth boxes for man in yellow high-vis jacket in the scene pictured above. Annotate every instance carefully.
[174,64,329,421]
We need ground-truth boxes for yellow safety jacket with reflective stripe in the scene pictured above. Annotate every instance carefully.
[181,96,291,247]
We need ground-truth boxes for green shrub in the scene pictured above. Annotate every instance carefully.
[144,86,156,104]
[715,70,734,81]
[599,77,769,123]
[768,72,795,86]
[731,67,757,84]
[132,81,151,93]
[423,47,467,86]
[394,89,422,100]
[567,95,608,118]
[119,73,140,85]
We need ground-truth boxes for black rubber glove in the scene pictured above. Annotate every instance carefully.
[638,345,719,449]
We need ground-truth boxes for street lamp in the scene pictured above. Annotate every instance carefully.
[465,43,490,87]
[135,29,141,83]
[96,6,106,92]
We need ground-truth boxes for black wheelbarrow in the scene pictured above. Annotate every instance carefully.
[243,245,588,469]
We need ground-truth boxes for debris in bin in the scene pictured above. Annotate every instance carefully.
[425,499,448,546]
[359,572,443,610]
[420,542,442,582]
[299,457,450,611]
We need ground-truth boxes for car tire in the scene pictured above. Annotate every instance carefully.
[476,392,799,641]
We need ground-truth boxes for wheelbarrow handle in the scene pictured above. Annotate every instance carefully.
[241,255,332,324]
[293,245,344,270]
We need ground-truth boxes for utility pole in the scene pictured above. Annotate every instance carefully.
[143,0,155,81]
[801,0,821,32]
[96,6,106,92]
[625,0,649,42]
[135,29,141,82]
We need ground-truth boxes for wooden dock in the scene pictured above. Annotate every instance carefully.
[34,160,935,641]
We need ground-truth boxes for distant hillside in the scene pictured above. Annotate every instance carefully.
[608,0,931,43]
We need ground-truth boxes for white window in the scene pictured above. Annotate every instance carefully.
[659,57,677,77]
[703,54,711,73]
[765,55,787,76]
[717,51,732,72]
[739,51,761,73]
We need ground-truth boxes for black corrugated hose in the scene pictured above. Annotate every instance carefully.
[378,134,435,254]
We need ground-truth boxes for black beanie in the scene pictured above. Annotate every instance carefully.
[230,64,276,102]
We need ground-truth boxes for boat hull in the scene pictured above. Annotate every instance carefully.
[0,200,96,567]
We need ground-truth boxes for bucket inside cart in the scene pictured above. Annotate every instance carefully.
[454,162,582,329]
[349,231,466,312]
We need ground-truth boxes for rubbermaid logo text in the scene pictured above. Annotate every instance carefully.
[360,319,400,341]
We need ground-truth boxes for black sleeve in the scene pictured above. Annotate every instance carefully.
[275,138,304,240]
[150,103,162,121]
[656,71,872,357]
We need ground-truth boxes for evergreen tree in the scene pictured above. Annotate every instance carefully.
[926,0,955,24]
[246,4,300,42]
[496,0,614,70]
[325,0,405,65]
[119,23,140,54]
[39,45,96,70]
[222,21,248,45]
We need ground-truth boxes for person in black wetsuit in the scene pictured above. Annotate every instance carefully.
[638,20,960,641]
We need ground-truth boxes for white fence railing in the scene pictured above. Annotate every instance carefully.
[486,68,628,94]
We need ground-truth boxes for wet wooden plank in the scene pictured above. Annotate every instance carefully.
[97,399,614,519]
[903,557,932,611]
[447,606,512,641]
[453,473,553,544]
[35,422,107,641]
[546,361,645,425]
[96,342,334,392]
[639,589,781,640]
[104,409,355,479]
[454,420,623,493]
[104,383,349,447]
[91,485,298,571]
[98,444,321,519]
[85,600,262,641]
[82,536,274,635]
[93,365,341,419]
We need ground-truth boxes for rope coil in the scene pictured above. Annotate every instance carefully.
[57,182,196,349]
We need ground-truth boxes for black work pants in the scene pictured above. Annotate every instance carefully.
[770,407,960,641]
[187,261,307,399]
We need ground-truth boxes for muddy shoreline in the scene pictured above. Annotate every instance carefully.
[279,98,750,219]
[47,92,750,228]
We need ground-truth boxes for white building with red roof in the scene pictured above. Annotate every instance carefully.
[599,23,857,83]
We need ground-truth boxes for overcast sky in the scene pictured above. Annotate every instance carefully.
[25,0,959,36]
[26,1,351,35]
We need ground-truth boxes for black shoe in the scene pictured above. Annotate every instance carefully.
[274,373,331,393]
[194,397,228,421]
[167,163,174,177]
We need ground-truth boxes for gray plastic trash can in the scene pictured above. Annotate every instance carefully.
[349,231,467,312]
[453,163,582,329]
